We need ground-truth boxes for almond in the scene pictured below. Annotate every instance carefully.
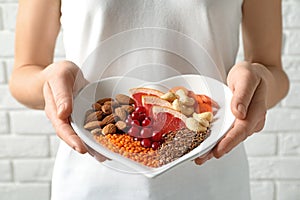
[85,111,104,123]
[115,121,127,131]
[84,121,102,130]
[91,128,102,135]
[97,97,113,105]
[115,94,135,105]
[92,103,102,111]
[102,124,117,135]
[101,114,117,126]
[101,104,112,115]
[114,107,127,121]
[121,105,135,114]
[104,100,120,108]
[85,109,94,116]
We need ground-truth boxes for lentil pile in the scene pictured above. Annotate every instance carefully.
[94,133,160,168]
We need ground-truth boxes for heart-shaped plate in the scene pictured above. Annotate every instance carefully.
[71,75,235,178]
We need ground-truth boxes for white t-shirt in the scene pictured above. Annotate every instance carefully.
[51,0,251,199]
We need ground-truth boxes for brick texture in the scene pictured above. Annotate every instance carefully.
[0,160,12,181]
[0,1,299,200]
[1,4,17,31]
[277,181,300,200]
[282,57,300,81]
[0,31,14,57]
[0,135,49,158]
[0,183,50,200]
[249,157,300,179]
[0,61,6,83]
[244,134,277,156]
[285,30,300,55]
[13,159,55,182]
[0,111,9,134]
[279,133,300,155]
[0,6,3,30]
[0,85,26,109]
[10,110,55,134]
[250,181,274,200]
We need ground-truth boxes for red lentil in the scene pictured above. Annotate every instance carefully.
[94,134,160,168]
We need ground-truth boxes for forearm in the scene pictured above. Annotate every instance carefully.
[9,60,81,110]
[11,0,62,109]
[9,65,48,109]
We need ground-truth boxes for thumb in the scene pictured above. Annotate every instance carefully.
[228,71,260,120]
[47,74,74,119]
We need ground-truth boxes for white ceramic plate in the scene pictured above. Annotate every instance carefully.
[71,75,235,178]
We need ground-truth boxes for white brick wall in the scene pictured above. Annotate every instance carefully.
[0,1,299,200]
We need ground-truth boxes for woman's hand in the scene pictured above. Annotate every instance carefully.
[194,0,289,165]
[42,61,89,153]
[43,61,108,161]
[194,61,268,165]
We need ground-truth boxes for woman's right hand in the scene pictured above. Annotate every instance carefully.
[42,61,108,162]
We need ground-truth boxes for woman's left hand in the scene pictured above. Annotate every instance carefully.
[195,61,268,165]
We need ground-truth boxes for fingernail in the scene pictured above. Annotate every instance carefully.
[237,103,246,118]
[58,103,66,116]
[74,146,81,152]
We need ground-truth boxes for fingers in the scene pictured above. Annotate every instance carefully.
[43,82,87,154]
[86,145,108,162]
[194,152,213,165]
[213,101,266,158]
[55,119,88,154]
[212,121,249,158]
[227,62,261,119]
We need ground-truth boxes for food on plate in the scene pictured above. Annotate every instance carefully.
[83,86,218,168]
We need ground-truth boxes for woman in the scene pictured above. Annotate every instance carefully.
[10,0,289,199]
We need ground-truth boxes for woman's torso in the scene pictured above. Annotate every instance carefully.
[51,1,250,200]
[60,0,243,82]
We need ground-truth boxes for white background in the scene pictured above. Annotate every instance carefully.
[0,0,300,199]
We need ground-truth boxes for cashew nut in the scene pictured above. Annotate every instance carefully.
[175,89,195,106]
[193,112,213,122]
[172,99,194,116]
[192,113,209,127]
[181,104,194,116]
[175,88,188,96]
[186,117,207,132]
[160,92,177,102]
[172,99,181,111]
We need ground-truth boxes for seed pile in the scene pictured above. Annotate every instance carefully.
[158,129,210,166]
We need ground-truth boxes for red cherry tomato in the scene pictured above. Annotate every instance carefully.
[140,127,153,138]
[142,118,152,127]
[128,126,140,137]
[151,131,162,142]
[151,142,160,150]
[141,138,152,148]
[135,106,147,114]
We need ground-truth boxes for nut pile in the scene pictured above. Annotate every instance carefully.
[84,94,135,135]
